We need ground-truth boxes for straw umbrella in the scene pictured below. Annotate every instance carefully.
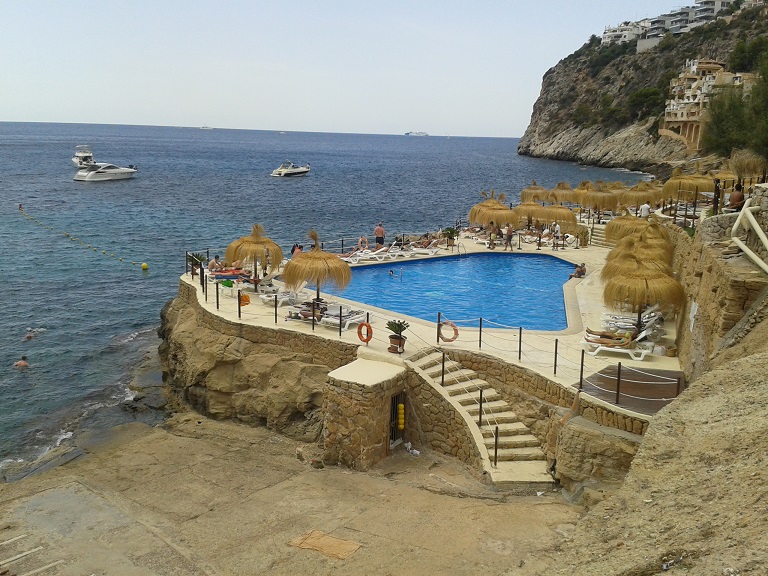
[549,182,575,204]
[476,207,519,230]
[581,188,619,215]
[619,181,663,212]
[543,205,578,232]
[511,201,552,229]
[603,270,685,330]
[600,252,673,282]
[468,190,508,226]
[283,230,351,301]
[520,180,553,203]
[225,224,284,277]
[605,214,650,243]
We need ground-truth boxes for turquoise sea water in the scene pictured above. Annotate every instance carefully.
[0,122,650,470]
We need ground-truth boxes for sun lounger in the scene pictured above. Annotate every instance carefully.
[580,339,651,361]
[355,245,393,261]
[317,307,367,330]
[259,281,309,307]
[602,313,664,333]
[410,239,440,255]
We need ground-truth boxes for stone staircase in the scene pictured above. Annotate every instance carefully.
[589,223,615,249]
[407,349,554,488]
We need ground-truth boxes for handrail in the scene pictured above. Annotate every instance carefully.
[730,199,768,276]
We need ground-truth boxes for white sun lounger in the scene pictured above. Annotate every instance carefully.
[410,239,441,255]
[318,308,367,330]
[580,339,651,361]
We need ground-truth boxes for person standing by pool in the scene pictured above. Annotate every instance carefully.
[503,223,514,251]
[373,222,386,247]
[640,200,652,218]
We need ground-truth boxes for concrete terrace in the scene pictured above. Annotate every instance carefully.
[184,227,683,486]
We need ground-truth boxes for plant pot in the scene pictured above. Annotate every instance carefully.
[447,239,455,247]
[388,335,406,354]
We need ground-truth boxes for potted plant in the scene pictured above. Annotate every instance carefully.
[442,226,458,247]
[386,319,409,354]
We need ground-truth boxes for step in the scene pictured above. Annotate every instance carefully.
[465,409,520,425]
[480,421,529,437]
[452,389,501,407]
[443,379,490,396]
[426,367,478,381]
[422,359,461,376]
[490,447,547,462]
[464,400,509,415]
[483,433,541,450]
[488,461,555,488]
[411,351,444,370]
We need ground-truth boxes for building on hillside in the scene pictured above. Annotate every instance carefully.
[695,0,733,20]
[647,13,675,37]
[741,0,765,8]
[601,20,650,46]
[663,59,758,150]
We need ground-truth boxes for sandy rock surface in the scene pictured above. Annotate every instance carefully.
[0,413,581,576]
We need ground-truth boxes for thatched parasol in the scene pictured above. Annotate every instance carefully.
[511,201,551,228]
[620,181,663,209]
[468,190,508,225]
[581,188,619,213]
[729,149,768,183]
[225,224,284,276]
[549,182,575,204]
[283,230,351,301]
[543,205,578,232]
[605,214,650,243]
[603,270,685,328]
[520,180,554,203]
[600,252,673,281]
[476,207,519,229]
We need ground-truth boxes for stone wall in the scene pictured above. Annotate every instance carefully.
[159,282,358,441]
[672,185,768,380]
[404,371,485,475]
[323,373,405,470]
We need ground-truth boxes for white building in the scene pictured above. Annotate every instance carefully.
[601,20,650,46]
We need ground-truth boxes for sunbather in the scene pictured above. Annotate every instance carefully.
[586,328,636,340]
[584,333,634,347]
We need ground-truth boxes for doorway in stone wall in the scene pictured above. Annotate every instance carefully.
[389,392,406,449]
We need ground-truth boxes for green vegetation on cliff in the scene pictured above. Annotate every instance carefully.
[521,6,768,150]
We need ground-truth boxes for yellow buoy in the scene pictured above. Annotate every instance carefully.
[141,263,149,270]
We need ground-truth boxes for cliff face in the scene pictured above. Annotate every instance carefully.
[518,9,768,174]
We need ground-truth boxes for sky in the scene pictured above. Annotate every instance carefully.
[3,1,677,138]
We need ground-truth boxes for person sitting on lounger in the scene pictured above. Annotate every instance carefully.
[208,255,223,271]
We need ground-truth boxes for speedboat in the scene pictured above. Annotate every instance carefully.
[73,162,137,182]
[71,145,96,168]
[404,131,428,136]
[271,161,310,177]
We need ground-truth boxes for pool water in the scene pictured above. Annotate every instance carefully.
[324,253,574,330]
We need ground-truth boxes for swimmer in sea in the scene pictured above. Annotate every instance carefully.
[13,355,30,369]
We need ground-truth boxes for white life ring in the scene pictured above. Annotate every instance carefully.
[358,237,369,250]
[438,321,459,342]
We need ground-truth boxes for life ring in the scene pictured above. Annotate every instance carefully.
[357,322,373,343]
[438,321,459,342]
[358,237,369,250]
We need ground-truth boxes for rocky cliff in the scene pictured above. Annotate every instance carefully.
[518,7,768,176]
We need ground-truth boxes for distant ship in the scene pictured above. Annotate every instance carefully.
[200,126,213,130]
[404,131,428,136]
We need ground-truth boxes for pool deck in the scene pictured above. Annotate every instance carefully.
[192,230,682,401]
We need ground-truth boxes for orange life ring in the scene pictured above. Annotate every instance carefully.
[357,322,373,343]
[438,321,459,342]
[358,237,369,250]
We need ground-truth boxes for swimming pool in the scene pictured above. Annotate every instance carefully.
[324,253,574,330]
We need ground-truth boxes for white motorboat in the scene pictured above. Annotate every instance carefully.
[73,162,137,182]
[271,161,310,177]
[71,145,96,168]
[404,131,428,136]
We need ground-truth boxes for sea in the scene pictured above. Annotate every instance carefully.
[0,122,651,475]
